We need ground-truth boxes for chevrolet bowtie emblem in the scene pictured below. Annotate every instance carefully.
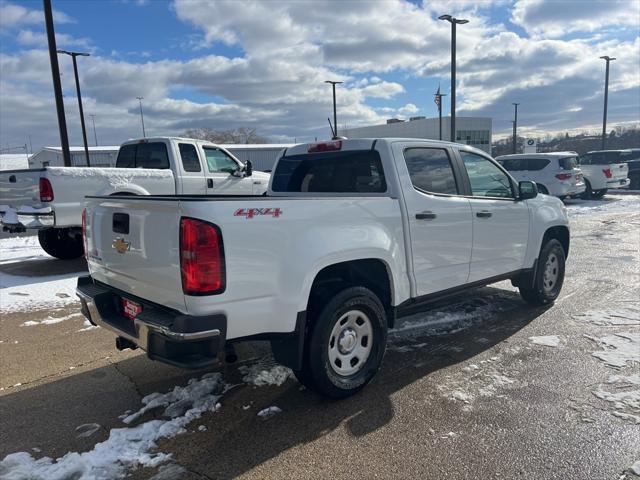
[112,237,130,254]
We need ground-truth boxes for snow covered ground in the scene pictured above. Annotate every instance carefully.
[564,194,640,217]
[0,236,81,313]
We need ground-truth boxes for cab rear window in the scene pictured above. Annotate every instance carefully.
[116,142,170,169]
[271,150,386,193]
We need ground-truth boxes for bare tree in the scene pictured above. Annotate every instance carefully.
[182,127,268,144]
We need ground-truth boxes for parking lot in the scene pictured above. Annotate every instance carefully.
[1,194,639,479]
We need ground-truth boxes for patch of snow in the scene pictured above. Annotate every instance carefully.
[574,307,640,327]
[21,313,83,327]
[257,406,282,419]
[197,425,207,432]
[629,460,640,475]
[0,237,81,313]
[75,424,101,438]
[565,195,640,217]
[239,364,293,387]
[587,332,640,368]
[529,335,561,347]
[0,372,227,480]
[149,463,187,480]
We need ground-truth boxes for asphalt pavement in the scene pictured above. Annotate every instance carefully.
[0,195,638,480]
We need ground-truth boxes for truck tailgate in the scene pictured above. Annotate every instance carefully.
[0,169,42,208]
[85,197,186,312]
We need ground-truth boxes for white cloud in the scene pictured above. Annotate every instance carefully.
[16,29,93,50]
[0,1,73,32]
[398,103,420,114]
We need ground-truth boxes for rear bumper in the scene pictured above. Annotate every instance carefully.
[76,276,226,369]
[0,206,54,231]
[607,178,630,189]
[551,182,586,197]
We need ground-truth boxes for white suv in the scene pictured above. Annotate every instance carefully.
[496,152,585,199]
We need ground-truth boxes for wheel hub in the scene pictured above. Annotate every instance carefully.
[328,309,373,377]
[338,328,357,354]
[543,253,559,292]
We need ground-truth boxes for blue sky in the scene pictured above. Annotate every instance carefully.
[1,0,638,150]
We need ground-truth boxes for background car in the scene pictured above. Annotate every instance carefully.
[577,150,631,198]
[495,152,585,200]
[580,149,640,190]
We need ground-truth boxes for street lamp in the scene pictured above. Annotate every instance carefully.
[512,103,520,154]
[439,14,469,143]
[136,96,146,137]
[599,56,616,150]
[434,86,447,141]
[57,49,91,166]
[89,114,98,146]
[325,80,342,139]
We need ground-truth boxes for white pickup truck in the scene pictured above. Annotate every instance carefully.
[77,138,570,398]
[0,137,270,259]
[577,150,629,198]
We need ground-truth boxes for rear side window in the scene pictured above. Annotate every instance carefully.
[500,158,527,171]
[271,150,387,193]
[559,156,578,170]
[115,142,169,169]
[603,151,622,164]
[403,148,458,195]
[179,143,201,172]
[527,158,550,171]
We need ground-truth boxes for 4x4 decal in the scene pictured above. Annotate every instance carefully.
[234,208,282,219]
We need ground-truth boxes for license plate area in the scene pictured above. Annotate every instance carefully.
[121,297,143,321]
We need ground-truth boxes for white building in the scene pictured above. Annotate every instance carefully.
[340,116,492,153]
[0,153,30,171]
[221,144,294,172]
[29,146,119,168]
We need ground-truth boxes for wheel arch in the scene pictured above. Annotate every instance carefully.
[542,225,570,258]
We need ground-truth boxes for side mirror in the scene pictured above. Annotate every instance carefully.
[244,160,253,177]
[518,181,538,200]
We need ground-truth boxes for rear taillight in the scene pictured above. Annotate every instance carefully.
[308,140,342,153]
[82,209,88,259]
[555,173,572,180]
[180,218,225,295]
[39,178,54,202]
[602,168,612,178]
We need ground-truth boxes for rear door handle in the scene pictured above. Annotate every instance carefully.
[207,178,214,188]
[416,211,437,220]
[476,210,492,218]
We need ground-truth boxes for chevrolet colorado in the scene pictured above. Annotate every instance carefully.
[77,138,569,398]
[0,137,269,259]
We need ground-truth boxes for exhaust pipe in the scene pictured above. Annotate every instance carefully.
[225,343,238,364]
[115,337,138,351]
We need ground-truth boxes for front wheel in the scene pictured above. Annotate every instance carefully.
[519,239,566,306]
[294,286,388,398]
[581,179,593,199]
[38,227,84,259]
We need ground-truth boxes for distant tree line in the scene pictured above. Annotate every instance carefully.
[182,127,269,144]
[492,124,640,157]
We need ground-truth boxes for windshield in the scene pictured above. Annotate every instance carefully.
[559,156,578,170]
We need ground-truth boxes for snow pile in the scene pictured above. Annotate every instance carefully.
[529,335,561,347]
[0,372,227,480]
[0,237,81,313]
[574,307,640,327]
[239,363,293,387]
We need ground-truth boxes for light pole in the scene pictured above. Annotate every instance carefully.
[89,114,98,146]
[512,103,520,154]
[44,0,71,166]
[600,56,616,150]
[439,14,468,143]
[136,96,146,137]
[434,86,447,141]
[57,49,91,166]
[325,80,342,139]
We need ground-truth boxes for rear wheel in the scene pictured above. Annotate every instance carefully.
[519,239,565,306]
[630,174,640,190]
[581,179,593,199]
[294,286,388,398]
[38,227,84,259]
[591,188,607,199]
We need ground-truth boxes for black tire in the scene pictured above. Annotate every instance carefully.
[294,286,388,398]
[536,184,549,195]
[38,227,84,259]
[519,239,565,306]
[581,179,592,199]
[591,188,607,199]
[630,174,640,190]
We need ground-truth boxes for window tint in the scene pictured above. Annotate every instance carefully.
[115,142,169,169]
[179,143,201,172]
[203,147,239,173]
[403,148,458,195]
[527,158,550,171]
[603,151,622,164]
[559,156,578,170]
[271,150,387,193]
[500,158,528,171]
[587,152,606,165]
[116,144,136,168]
[461,151,513,198]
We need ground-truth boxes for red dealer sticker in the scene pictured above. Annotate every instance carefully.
[234,208,282,219]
